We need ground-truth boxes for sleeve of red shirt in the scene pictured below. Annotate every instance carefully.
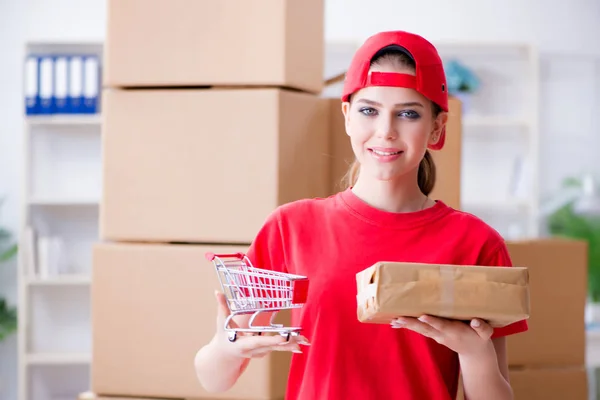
[479,240,529,338]
[245,207,288,275]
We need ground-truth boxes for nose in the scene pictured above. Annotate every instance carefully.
[375,113,397,140]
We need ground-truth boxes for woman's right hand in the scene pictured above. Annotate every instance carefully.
[213,290,310,359]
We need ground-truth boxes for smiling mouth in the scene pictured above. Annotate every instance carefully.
[369,149,403,156]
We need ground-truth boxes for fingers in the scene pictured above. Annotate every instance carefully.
[215,290,230,319]
[235,334,310,358]
[392,317,442,342]
[415,315,450,331]
[470,318,493,339]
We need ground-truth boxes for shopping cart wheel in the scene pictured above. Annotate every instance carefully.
[228,332,237,342]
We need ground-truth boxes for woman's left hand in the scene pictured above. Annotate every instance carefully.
[391,315,494,357]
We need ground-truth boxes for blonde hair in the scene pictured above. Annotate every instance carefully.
[342,45,442,196]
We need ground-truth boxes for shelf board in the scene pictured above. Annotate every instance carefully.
[26,115,102,126]
[462,198,531,211]
[28,198,100,206]
[26,352,91,365]
[463,115,530,128]
[26,275,91,286]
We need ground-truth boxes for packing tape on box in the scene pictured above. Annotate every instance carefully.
[440,265,455,317]
[420,266,487,318]
[417,267,455,317]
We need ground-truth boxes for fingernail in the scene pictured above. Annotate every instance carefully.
[292,349,303,354]
[298,340,311,346]
[394,319,406,326]
[471,319,480,328]
[418,316,427,323]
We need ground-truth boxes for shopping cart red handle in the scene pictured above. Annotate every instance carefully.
[205,252,246,261]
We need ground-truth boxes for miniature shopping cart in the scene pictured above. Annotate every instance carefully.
[206,252,309,342]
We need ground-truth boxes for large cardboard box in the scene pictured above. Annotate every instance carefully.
[429,97,462,209]
[509,367,588,400]
[100,88,329,243]
[456,367,588,400]
[92,242,292,399]
[104,0,324,94]
[325,96,463,209]
[356,261,530,327]
[506,239,587,367]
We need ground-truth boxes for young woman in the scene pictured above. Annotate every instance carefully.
[194,30,528,400]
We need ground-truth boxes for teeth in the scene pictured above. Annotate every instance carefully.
[372,149,400,156]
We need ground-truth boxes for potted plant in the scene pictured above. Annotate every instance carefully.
[546,176,600,324]
[0,217,18,342]
[444,59,480,113]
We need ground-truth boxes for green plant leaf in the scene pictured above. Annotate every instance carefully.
[562,176,583,188]
[547,202,600,300]
[0,298,18,341]
[0,243,18,262]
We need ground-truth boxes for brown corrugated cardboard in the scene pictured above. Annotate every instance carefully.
[100,88,329,244]
[104,0,324,94]
[325,97,350,195]
[506,238,587,367]
[508,367,588,400]
[455,367,588,400]
[356,261,530,327]
[429,97,462,210]
[324,95,463,209]
[92,242,292,399]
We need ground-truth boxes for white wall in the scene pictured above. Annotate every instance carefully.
[0,0,598,398]
[325,0,600,56]
[0,1,106,399]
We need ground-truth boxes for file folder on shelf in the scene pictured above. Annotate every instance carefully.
[83,55,100,114]
[68,56,84,114]
[38,56,53,115]
[24,55,39,115]
[23,52,101,116]
[54,56,69,114]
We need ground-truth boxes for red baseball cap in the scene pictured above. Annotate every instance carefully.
[342,30,449,150]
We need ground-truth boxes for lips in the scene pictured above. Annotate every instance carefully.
[368,147,403,156]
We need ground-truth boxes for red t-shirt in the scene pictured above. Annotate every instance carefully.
[246,189,528,400]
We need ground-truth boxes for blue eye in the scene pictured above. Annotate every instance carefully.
[399,110,420,119]
[359,107,377,116]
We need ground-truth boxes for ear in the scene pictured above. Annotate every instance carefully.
[341,101,351,137]
[429,111,448,146]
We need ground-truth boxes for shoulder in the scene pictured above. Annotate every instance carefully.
[274,193,340,224]
[439,204,511,266]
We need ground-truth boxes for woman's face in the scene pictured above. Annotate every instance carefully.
[342,65,446,184]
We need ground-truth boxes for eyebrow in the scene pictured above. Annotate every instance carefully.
[355,98,425,108]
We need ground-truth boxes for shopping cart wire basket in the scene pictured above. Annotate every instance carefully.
[206,252,309,342]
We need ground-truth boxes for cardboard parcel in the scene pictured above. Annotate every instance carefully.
[356,262,530,327]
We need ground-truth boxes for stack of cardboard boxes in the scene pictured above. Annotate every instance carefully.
[455,241,589,400]
[91,0,328,399]
[505,239,589,399]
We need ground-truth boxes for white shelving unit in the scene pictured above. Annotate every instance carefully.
[18,41,103,400]
[323,40,541,239]
[434,41,541,239]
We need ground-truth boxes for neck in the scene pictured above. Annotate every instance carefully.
[351,170,433,213]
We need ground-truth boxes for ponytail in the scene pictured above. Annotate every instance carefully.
[417,150,436,196]
[343,159,361,190]
[343,150,437,196]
